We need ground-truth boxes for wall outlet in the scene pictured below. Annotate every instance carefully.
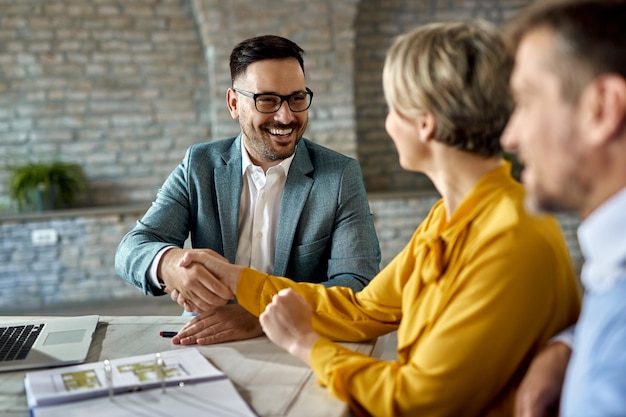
[31,229,58,246]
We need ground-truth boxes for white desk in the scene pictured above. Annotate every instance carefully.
[0,316,378,417]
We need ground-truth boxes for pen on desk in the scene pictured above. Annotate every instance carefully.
[160,331,177,338]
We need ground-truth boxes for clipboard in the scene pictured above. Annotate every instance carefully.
[23,348,258,417]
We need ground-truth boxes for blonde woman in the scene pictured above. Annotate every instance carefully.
[172,21,580,417]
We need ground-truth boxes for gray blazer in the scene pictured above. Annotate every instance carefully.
[115,136,381,296]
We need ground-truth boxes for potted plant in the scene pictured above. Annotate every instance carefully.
[8,161,87,212]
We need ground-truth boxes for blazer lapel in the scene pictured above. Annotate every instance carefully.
[214,137,243,263]
[274,142,314,276]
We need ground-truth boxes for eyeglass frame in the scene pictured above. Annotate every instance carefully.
[233,87,314,114]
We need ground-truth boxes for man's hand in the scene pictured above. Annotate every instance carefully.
[259,288,320,363]
[168,288,195,311]
[515,342,572,417]
[177,249,243,292]
[158,248,237,313]
[171,304,263,345]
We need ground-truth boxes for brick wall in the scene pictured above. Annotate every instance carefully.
[0,208,143,311]
[0,0,210,206]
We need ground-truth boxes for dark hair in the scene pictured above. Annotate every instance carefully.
[229,35,305,84]
[506,0,626,103]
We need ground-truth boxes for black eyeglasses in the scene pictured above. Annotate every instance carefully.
[234,87,314,114]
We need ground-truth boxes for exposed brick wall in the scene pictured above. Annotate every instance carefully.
[0,210,143,310]
[0,0,210,206]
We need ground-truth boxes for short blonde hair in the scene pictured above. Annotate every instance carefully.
[383,20,513,156]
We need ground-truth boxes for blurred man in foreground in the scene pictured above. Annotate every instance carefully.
[503,1,626,415]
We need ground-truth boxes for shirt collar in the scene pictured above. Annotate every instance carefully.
[578,186,626,292]
[240,136,295,176]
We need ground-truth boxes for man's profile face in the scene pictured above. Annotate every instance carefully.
[502,28,589,213]
[227,58,308,168]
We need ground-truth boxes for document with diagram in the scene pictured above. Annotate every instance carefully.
[24,348,257,417]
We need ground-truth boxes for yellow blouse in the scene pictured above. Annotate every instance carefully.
[237,164,581,417]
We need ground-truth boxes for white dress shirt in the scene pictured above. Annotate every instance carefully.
[235,140,293,274]
[148,138,294,287]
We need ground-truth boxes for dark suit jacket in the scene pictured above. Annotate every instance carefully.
[115,136,381,295]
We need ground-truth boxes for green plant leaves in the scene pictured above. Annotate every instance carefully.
[8,161,86,211]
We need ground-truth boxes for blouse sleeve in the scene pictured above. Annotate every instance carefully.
[236,244,411,341]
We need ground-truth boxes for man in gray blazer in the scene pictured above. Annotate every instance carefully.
[115,35,380,344]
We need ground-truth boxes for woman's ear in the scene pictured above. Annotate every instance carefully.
[416,111,436,143]
[226,88,239,119]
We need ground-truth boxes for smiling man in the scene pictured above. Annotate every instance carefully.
[115,35,380,344]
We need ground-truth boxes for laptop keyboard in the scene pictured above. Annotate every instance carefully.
[0,323,45,361]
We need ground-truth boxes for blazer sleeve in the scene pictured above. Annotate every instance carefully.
[114,147,194,296]
[322,158,381,292]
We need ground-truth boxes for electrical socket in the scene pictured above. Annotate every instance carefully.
[31,229,58,246]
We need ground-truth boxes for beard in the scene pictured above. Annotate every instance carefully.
[523,164,590,215]
[522,119,592,216]
[525,189,578,215]
[241,119,307,163]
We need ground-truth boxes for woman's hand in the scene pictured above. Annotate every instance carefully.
[259,288,320,363]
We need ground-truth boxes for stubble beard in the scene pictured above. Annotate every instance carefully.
[241,120,307,163]
[524,163,589,216]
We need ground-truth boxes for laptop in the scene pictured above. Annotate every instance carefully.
[0,315,99,373]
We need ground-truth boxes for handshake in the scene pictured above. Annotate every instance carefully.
[160,249,243,314]
[159,248,317,356]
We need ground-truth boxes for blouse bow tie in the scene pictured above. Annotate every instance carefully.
[413,225,468,285]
